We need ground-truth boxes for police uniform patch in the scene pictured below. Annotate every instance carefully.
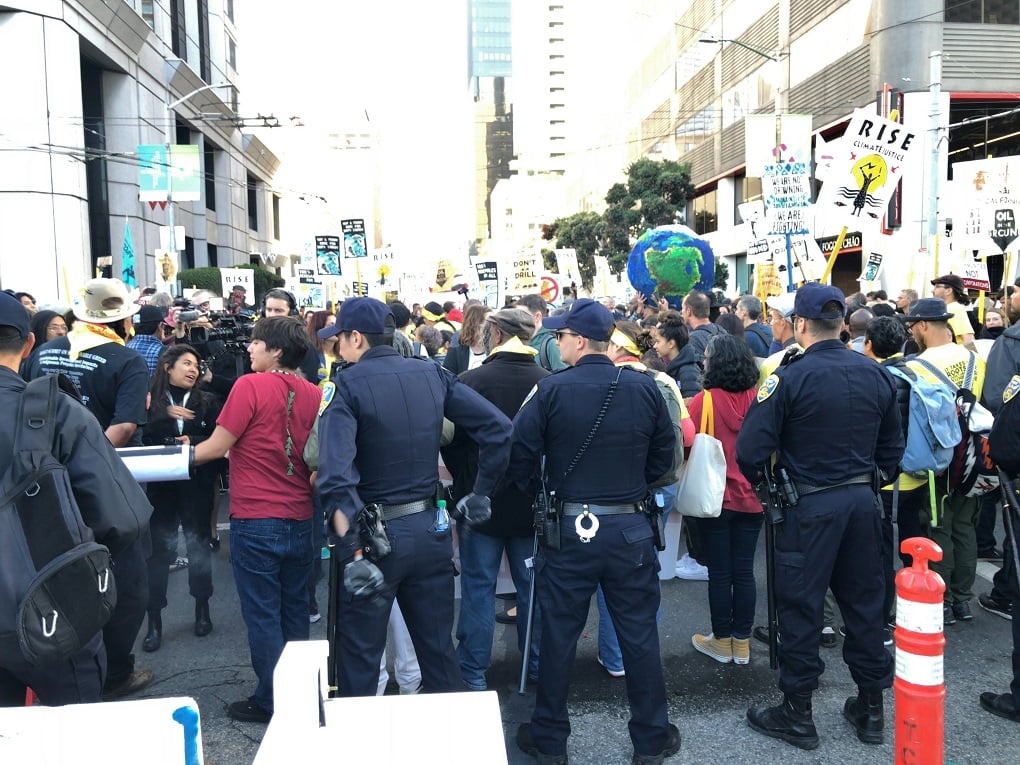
[1004,375,1020,405]
[757,374,779,403]
[319,382,336,416]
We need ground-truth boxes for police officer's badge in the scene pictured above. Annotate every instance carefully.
[757,374,779,403]
[1004,374,1020,405]
[319,382,336,416]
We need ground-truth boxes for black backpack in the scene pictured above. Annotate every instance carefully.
[0,375,117,666]
[990,374,1020,478]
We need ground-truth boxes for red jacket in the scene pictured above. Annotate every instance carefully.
[688,387,761,514]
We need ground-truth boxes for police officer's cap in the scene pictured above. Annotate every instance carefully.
[320,296,394,338]
[0,291,31,338]
[793,282,845,320]
[901,297,953,324]
[542,298,614,341]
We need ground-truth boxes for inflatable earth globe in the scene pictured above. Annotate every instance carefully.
[626,225,715,309]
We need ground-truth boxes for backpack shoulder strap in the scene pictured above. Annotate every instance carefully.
[539,332,556,370]
[15,376,58,455]
[913,357,957,391]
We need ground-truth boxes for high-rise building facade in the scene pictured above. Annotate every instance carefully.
[470,0,514,244]
[0,0,281,302]
[628,0,1020,295]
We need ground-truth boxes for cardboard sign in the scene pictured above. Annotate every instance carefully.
[315,235,341,276]
[220,268,254,299]
[763,162,811,236]
[816,109,921,227]
[341,219,367,259]
[859,252,884,282]
[962,259,991,292]
[554,249,581,285]
[510,254,541,294]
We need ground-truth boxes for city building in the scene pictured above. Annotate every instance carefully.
[0,0,281,304]
[628,0,1020,296]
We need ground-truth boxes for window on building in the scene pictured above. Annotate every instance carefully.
[197,0,211,82]
[141,0,155,28]
[228,38,237,70]
[226,0,234,22]
[945,1,1019,23]
[247,173,258,231]
[183,236,195,270]
[733,175,762,225]
[170,0,186,57]
[676,105,715,153]
[272,195,281,240]
[204,144,217,211]
[207,243,218,267]
[690,188,718,235]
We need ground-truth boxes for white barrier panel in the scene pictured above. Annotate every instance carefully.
[0,696,203,764]
[255,640,507,764]
[116,445,192,482]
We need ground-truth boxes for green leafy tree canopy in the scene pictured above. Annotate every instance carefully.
[602,158,694,273]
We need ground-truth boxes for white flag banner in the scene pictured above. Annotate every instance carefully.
[744,114,813,177]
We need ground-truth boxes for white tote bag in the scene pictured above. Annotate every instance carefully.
[675,390,726,518]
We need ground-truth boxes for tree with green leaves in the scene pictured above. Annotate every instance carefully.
[602,158,694,273]
[540,211,603,290]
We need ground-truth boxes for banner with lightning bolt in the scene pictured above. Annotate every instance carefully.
[815,108,922,229]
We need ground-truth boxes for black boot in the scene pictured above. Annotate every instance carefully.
[844,687,884,744]
[195,599,212,637]
[142,612,162,652]
[747,691,819,750]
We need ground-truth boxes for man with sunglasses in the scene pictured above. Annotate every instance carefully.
[507,298,679,765]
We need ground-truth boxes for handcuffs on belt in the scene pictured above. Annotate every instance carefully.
[575,508,599,543]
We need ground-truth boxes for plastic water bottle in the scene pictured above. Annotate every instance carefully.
[432,499,450,534]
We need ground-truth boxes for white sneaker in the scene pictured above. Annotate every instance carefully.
[675,553,709,581]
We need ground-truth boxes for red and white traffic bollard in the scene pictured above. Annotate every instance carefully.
[894,536,946,765]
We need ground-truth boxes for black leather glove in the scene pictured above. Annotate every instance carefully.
[344,552,385,601]
[456,493,492,527]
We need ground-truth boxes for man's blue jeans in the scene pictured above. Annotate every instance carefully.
[231,517,313,712]
[456,528,540,689]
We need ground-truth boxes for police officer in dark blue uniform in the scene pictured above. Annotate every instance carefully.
[735,282,904,750]
[507,298,680,765]
[316,297,513,697]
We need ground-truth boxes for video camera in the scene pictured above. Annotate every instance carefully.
[188,312,255,348]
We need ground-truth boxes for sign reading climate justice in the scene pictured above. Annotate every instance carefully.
[816,109,921,227]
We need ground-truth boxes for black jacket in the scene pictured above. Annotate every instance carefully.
[665,346,703,399]
[442,350,549,537]
[0,368,150,556]
[984,322,1020,413]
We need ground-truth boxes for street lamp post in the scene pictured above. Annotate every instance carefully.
[164,82,231,257]
[699,38,794,289]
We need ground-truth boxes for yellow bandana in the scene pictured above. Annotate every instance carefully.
[490,336,538,356]
[68,321,124,360]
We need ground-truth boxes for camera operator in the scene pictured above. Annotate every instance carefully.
[170,290,254,398]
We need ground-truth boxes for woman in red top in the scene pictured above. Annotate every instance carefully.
[687,334,763,666]
[193,316,321,723]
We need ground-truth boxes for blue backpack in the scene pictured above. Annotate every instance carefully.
[887,363,961,476]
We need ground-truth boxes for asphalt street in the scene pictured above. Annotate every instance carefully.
[133,520,1017,765]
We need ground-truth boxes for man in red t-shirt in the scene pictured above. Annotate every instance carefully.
[194,316,321,723]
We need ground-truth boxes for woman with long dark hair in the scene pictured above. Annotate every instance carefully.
[141,344,222,652]
[688,334,763,666]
